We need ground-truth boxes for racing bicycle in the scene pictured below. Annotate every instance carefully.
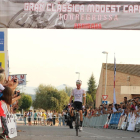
[72,106,81,136]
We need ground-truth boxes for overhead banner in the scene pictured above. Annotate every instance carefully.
[10,74,27,85]
[1,0,140,29]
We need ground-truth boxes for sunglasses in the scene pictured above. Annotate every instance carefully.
[76,83,81,85]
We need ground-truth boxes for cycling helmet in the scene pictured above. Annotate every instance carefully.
[76,80,82,84]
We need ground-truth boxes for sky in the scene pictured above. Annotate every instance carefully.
[8,29,140,93]
[5,0,140,94]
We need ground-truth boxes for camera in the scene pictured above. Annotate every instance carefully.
[14,79,17,82]
[17,91,20,96]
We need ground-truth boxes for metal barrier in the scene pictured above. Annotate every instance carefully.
[109,113,121,129]
[83,113,140,133]
[83,114,108,128]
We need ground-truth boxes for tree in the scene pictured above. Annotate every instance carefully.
[64,86,73,97]
[18,94,32,111]
[87,73,97,107]
[86,93,94,108]
[32,84,69,112]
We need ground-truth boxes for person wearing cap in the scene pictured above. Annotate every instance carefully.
[69,80,86,131]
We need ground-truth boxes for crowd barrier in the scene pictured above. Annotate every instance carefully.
[83,113,140,132]
[109,113,121,129]
[83,114,108,128]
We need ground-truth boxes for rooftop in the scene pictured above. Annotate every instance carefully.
[103,63,140,77]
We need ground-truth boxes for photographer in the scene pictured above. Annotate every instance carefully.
[11,90,21,114]
[69,105,75,129]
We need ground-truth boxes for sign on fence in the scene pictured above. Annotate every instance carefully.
[1,1,140,29]
[10,74,27,85]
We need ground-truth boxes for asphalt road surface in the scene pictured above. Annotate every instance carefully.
[12,125,140,140]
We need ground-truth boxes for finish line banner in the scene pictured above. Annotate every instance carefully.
[1,0,140,29]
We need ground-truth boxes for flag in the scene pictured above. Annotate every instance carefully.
[113,54,117,112]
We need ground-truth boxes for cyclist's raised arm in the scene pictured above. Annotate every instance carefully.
[83,90,86,107]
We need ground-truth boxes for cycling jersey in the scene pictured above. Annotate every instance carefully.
[71,88,86,103]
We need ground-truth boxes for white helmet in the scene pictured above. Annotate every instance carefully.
[76,80,82,84]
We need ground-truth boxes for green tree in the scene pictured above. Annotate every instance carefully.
[87,73,97,107]
[64,86,73,97]
[86,93,94,108]
[18,94,32,111]
[32,84,69,112]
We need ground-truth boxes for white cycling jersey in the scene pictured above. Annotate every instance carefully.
[71,88,86,103]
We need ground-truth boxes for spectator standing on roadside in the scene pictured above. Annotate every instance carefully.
[38,111,42,125]
[49,111,53,126]
[24,112,27,125]
[58,112,62,126]
[124,97,128,105]
[47,112,50,125]
[27,110,32,126]
[62,111,66,126]
[34,110,38,125]
[42,112,46,126]
[53,110,56,126]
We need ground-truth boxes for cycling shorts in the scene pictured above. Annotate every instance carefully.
[73,101,82,110]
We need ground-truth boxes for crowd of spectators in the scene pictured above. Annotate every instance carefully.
[0,67,20,137]
[23,110,68,127]
[83,96,140,131]
[83,97,140,118]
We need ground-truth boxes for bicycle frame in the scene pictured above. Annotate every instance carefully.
[72,108,80,136]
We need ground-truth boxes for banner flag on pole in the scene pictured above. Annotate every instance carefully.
[113,53,117,112]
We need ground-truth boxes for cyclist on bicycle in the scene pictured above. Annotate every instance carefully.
[68,80,86,131]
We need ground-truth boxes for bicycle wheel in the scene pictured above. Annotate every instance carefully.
[75,113,79,136]
[8,9,35,28]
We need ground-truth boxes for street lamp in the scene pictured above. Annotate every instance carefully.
[102,51,108,96]
[75,72,80,80]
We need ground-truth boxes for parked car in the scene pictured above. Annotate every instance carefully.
[16,114,23,121]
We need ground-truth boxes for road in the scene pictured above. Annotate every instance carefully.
[12,125,140,140]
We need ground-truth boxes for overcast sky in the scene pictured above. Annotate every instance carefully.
[8,29,140,90]
[6,0,140,91]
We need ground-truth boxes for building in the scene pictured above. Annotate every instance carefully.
[96,63,140,107]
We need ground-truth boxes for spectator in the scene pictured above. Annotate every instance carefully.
[58,112,62,126]
[127,107,137,131]
[0,72,5,90]
[124,97,128,105]
[0,86,13,136]
[27,110,32,126]
[62,111,65,126]
[84,109,87,117]
[47,112,50,125]
[38,111,42,125]
[34,110,38,125]
[49,111,53,126]
[24,112,27,125]
[53,110,56,126]
[42,112,46,126]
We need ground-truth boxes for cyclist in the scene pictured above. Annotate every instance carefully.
[68,80,86,131]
